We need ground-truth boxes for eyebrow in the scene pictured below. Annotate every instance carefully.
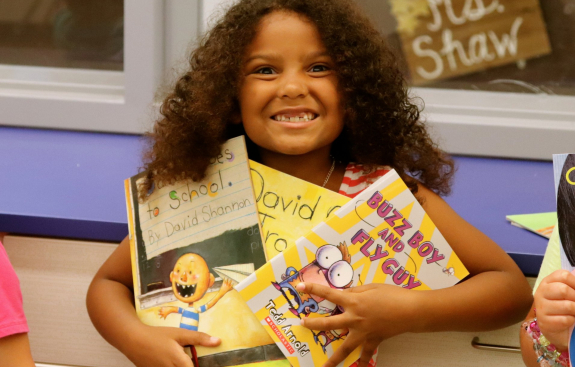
[244,50,331,64]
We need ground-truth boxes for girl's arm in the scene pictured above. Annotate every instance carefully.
[86,236,221,367]
[0,333,36,367]
[298,184,533,367]
[403,184,533,331]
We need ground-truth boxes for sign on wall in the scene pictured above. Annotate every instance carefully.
[390,0,551,85]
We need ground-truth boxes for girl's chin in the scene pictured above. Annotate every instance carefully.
[263,146,324,157]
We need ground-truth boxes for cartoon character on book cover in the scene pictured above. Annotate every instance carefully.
[125,137,288,367]
[273,242,353,352]
[236,169,469,367]
[158,253,233,331]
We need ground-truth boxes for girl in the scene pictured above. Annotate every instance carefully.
[86,0,533,366]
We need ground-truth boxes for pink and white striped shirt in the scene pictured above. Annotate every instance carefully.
[338,163,391,198]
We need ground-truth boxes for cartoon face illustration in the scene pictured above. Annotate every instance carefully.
[159,253,232,337]
[442,267,455,276]
[272,243,353,318]
[169,253,215,303]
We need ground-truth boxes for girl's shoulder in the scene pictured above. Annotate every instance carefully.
[338,162,392,198]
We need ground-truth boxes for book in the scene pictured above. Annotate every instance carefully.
[236,169,468,367]
[552,154,575,362]
[552,154,575,271]
[249,160,350,258]
[125,136,286,367]
[249,161,378,366]
[505,212,557,239]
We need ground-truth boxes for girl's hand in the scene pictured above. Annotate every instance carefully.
[295,282,420,367]
[533,269,575,351]
[123,324,221,367]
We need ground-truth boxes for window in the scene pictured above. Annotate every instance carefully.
[0,0,199,134]
[356,0,575,159]
[1,0,573,159]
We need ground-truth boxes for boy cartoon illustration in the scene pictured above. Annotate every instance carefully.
[159,253,233,331]
[272,242,354,318]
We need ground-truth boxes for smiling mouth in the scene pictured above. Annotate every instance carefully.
[272,112,318,122]
[175,282,197,298]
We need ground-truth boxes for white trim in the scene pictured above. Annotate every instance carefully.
[416,88,575,160]
[0,65,123,102]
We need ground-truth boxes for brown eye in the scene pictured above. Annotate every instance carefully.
[255,67,275,75]
[310,64,329,72]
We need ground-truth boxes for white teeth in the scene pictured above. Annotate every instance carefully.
[274,113,315,122]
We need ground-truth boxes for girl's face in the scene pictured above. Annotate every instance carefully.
[239,11,344,157]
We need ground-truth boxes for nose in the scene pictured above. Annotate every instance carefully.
[277,72,308,99]
[181,272,187,282]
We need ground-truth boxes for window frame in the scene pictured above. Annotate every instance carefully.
[416,88,575,160]
[0,0,165,134]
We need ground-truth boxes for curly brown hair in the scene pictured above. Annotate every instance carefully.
[140,0,454,199]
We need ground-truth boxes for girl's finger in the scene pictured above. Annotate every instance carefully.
[176,329,221,347]
[357,343,379,367]
[295,282,346,304]
[322,333,363,367]
[538,300,575,317]
[301,313,349,331]
[540,282,575,302]
[539,314,575,331]
[543,270,575,289]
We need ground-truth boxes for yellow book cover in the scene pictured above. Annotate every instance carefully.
[125,136,287,367]
[249,160,350,258]
[236,169,469,367]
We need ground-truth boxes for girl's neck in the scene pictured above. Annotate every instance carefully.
[258,147,346,192]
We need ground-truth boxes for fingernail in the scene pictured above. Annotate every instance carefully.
[210,336,220,343]
[295,282,305,291]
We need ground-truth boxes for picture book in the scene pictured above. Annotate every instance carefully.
[552,154,575,272]
[125,136,286,367]
[236,169,469,367]
[248,161,378,367]
[552,153,575,362]
[249,160,350,258]
[506,212,557,239]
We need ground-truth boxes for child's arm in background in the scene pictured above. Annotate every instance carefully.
[86,236,221,367]
[0,333,36,367]
[298,184,533,367]
[0,236,35,367]
[520,270,575,366]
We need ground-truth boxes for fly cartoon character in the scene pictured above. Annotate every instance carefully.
[272,243,354,352]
